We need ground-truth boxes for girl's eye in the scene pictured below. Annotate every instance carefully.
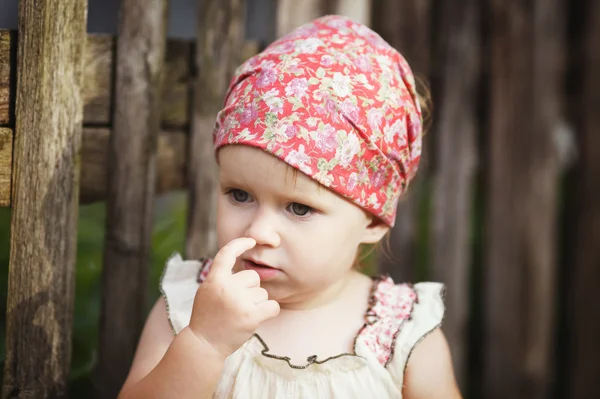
[289,202,311,217]
[231,189,250,202]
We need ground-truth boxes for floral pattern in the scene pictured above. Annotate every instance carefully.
[360,277,417,366]
[213,15,422,226]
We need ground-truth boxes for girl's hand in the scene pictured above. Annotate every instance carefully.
[188,237,280,358]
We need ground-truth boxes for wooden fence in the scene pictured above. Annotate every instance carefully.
[0,0,598,398]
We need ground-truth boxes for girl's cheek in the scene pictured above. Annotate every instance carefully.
[218,203,249,236]
[217,200,241,243]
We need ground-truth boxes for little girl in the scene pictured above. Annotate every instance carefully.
[119,15,461,399]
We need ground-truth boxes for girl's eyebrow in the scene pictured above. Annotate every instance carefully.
[218,168,253,187]
[278,182,334,208]
[220,174,330,207]
[218,178,256,196]
[218,174,242,187]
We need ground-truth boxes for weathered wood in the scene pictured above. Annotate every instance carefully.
[228,40,260,91]
[80,128,187,204]
[430,0,479,392]
[527,1,564,397]
[0,128,11,206]
[2,0,87,397]
[319,0,371,23]
[371,0,430,72]
[0,33,252,208]
[94,0,168,397]
[241,40,260,63]
[82,35,114,125]
[81,35,191,129]
[483,1,562,398]
[161,40,193,129]
[334,0,371,25]
[372,0,431,283]
[0,30,192,129]
[567,0,600,397]
[0,128,187,207]
[276,0,322,37]
[0,31,13,126]
[186,0,244,259]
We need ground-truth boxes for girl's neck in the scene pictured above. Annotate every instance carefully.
[277,269,368,312]
[255,270,373,363]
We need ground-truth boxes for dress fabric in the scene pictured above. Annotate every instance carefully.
[160,254,445,399]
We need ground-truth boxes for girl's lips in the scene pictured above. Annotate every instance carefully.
[243,260,280,280]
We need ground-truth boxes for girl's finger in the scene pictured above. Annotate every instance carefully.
[255,300,280,322]
[210,237,256,278]
[232,269,261,288]
[249,287,269,304]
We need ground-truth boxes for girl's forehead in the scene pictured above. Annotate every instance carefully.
[218,145,324,196]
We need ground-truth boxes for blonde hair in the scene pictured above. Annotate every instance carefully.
[415,75,433,136]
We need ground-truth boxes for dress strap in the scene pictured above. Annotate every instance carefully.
[385,282,445,390]
[159,254,212,334]
[358,277,418,367]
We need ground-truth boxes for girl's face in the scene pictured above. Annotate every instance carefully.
[216,145,389,308]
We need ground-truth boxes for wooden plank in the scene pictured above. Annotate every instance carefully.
[2,0,87,397]
[333,0,371,25]
[161,39,193,129]
[0,30,192,129]
[0,31,13,126]
[372,0,431,283]
[0,128,185,207]
[526,1,564,397]
[566,0,600,397]
[93,0,168,397]
[0,127,11,206]
[430,0,479,392]
[276,0,322,37]
[80,128,187,204]
[241,40,260,63]
[82,35,114,125]
[235,40,261,79]
[186,0,244,259]
[81,35,192,128]
[483,1,562,398]
[372,0,430,72]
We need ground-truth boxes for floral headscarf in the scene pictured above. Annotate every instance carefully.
[213,15,423,227]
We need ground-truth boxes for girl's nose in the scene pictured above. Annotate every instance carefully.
[245,208,281,248]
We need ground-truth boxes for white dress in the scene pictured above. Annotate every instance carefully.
[160,254,445,398]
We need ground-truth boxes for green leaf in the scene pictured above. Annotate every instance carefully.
[316,67,326,79]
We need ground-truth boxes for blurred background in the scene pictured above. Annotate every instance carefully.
[0,0,598,398]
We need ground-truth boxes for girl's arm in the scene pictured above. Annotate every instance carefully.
[118,237,280,398]
[402,328,462,399]
[117,298,226,399]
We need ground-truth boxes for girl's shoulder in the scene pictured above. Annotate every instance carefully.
[375,278,459,396]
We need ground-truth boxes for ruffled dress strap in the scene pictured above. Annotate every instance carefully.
[159,253,213,334]
[385,282,446,390]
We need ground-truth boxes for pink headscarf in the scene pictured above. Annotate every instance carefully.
[214,15,422,227]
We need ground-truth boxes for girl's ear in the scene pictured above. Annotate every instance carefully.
[361,215,390,244]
